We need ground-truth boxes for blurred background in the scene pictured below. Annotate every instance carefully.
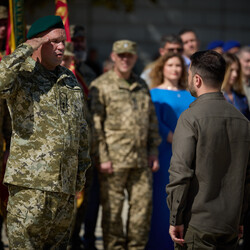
[2,0,250,73]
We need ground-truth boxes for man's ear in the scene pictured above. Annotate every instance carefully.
[159,48,165,56]
[194,74,202,88]
[110,52,115,62]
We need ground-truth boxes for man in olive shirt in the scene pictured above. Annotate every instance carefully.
[167,50,250,249]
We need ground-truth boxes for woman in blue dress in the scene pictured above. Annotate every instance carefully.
[146,53,195,250]
[222,53,250,120]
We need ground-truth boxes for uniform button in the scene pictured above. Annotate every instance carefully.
[177,200,180,203]
[173,215,176,218]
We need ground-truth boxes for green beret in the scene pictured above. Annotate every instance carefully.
[27,15,65,39]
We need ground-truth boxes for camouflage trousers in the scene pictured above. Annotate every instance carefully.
[99,167,152,250]
[7,185,75,250]
[175,225,238,250]
[69,165,94,246]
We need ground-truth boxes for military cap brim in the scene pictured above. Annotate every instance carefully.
[112,40,137,55]
[27,15,65,39]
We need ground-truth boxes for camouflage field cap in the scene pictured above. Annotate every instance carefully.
[64,41,74,56]
[112,40,137,54]
[0,6,8,19]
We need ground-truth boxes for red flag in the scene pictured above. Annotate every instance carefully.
[5,0,25,56]
[5,0,15,55]
[55,0,71,42]
[55,0,89,98]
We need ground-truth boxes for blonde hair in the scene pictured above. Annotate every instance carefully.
[221,53,244,95]
[149,53,187,89]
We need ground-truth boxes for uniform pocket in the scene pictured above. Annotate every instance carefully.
[7,185,46,221]
[184,227,195,250]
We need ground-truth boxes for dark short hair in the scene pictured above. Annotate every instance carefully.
[160,34,183,48]
[178,28,197,38]
[190,50,226,88]
[236,46,250,58]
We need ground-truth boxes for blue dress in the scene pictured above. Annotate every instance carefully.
[146,88,195,250]
[223,90,250,120]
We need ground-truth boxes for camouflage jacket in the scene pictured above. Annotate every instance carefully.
[0,43,91,195]
[89,70,160,168]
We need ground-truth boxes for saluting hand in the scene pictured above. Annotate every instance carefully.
[26,36,50,51]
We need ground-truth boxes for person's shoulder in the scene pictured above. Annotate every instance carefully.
[59,66,82,88]
[60,66,76,79]
[190,94,247,121]
[90,70,112,88]
[149,87,161,97]
[233,90,247,99]
[133,73,149,89]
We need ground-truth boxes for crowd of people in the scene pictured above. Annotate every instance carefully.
[0,4,249,250]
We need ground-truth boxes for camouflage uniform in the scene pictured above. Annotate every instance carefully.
[0,43,91,249]
[90,69,160,250]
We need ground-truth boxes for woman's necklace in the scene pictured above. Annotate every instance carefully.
[166,86,178,90]
[162,84,179,90]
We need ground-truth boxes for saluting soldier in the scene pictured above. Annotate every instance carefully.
[0,15,90,249]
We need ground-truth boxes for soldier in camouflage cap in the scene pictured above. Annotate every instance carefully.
[0,15,91,249]
[112,40,137,54]
[89,39,161,250]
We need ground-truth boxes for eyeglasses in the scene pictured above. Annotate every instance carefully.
[167,48,183,53]
[117,53,134,59]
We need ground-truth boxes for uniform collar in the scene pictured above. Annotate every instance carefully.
[110,69,142,91]
[22,56,73,87]
[190,92,224,107]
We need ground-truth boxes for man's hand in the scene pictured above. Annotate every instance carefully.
[26,36,50,51]
[148,155,159,172]
[99,161,113,174]
[169,224,185,246]
[238,225,244,239]
[167,131,174,143]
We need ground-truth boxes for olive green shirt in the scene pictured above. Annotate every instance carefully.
[167,92,250,234]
